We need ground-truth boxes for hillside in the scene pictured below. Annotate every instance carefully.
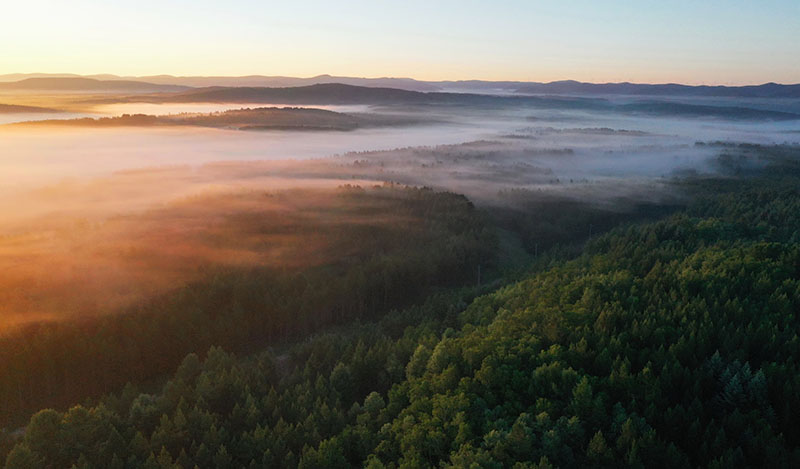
[3,147,800,468]
[0,186,495,429]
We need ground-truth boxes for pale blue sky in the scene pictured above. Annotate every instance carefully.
[1,0,798,84]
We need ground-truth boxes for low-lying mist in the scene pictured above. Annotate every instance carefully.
[0,186,433,330]
[0,94,798,330]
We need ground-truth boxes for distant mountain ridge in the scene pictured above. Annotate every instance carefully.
[0,74,438,92]
[118,74,441,92]
[162,83,433,104]
[0,78,797,120]
[515,80,800,98]
[1,73,799,97]
[0,77,190,93]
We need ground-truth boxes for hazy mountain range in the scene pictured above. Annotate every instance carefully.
[85,83,797,120]
[1,73,799,97]
[514,80,800,98]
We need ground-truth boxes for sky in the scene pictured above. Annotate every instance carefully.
[1,0,798,85]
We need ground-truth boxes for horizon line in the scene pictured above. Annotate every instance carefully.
[1,72,799,88]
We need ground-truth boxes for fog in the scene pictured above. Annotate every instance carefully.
[3,98,796,184]
[0,94,798,329]
[3,95,799,230]
[0,112,90,126]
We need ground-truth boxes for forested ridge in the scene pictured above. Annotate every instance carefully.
[0,186,495,427]
[4,147,800,468]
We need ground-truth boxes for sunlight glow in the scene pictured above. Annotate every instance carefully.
[1,0,798,83]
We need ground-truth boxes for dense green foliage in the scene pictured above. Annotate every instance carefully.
[5,148,800,468]
[490,191,681,254]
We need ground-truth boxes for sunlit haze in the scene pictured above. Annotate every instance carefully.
[2,0,799,84]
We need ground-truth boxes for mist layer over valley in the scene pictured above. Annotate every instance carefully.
[2,91,798,216]
[0,90,795,330]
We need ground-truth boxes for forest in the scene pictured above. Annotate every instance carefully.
[1,144,799,468]
[0,185,495,424]
[3,107,427,132]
